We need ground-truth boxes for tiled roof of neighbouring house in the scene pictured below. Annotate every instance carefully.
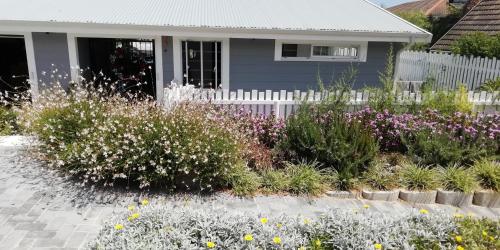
[0,0,430,37]
[388,0,451,17]
[431,0,500,51]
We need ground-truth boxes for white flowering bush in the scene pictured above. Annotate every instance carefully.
[90,203,464,250]
[18,82,244,190]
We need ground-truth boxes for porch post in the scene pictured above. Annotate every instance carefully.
[154,36,164,104]
[66,34,79,84]
[23,32,39,99]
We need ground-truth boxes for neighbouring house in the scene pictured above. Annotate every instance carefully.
[0,0,430,101]
[432,0,500,51]
[388,0,460,17]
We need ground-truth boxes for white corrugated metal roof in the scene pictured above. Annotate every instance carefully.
[0,0,428,35]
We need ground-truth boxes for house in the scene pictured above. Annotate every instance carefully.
[388,0,454,17]
[0,0,431,101]
[432,0,500,51]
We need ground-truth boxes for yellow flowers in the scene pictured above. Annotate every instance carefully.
[244,234,253,241]
[455,235,463,243]
[276,223,283,229]
[206,241,216,248]
[127,205,135,211]
[419,209,429,215]
[453,213,464,219]
[456,246,464,250]
[482,230,488,237]
[141,199,149,206]
[114,224,124,230]
[363,204,370,209]
[374,243,382,249]
[272,236,282,245]
[260,217,268,224]
[314,239,321,246]
[128,213,140,221]
[303,218,311,224]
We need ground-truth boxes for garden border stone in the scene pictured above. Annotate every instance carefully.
[325,190,357,199]
[361,189,400,201]
[399,190,437,204]
[436,189,473,207]
[472,190,500,208]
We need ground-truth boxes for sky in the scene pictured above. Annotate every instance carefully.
[368,0,414,8]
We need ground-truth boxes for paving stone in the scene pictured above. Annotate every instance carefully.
[32,238,66,248]
[25,230,56,239]
[15,222,47,231]
[64,231,88,248]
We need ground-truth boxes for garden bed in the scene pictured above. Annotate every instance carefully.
[89,203,499,249]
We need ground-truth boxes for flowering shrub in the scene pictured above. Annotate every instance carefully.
[89,203,476,249]
[0,105,17,135]
[18,84,244,190]
[348,107,499,164]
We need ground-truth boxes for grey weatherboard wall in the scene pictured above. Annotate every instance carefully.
[229,39,399,90]
[32,32,71,88]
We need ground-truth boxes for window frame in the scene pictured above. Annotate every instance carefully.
[274,40,368,62]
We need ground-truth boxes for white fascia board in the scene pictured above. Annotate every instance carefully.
[0,20,431,43]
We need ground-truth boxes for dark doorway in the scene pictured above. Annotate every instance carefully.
[77,38,156,98]
[0,35,30,100]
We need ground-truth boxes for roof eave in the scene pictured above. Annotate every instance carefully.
[0,20,431,43]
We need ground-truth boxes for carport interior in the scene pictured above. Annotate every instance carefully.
[77,37,156,98]
[0,35,29,99]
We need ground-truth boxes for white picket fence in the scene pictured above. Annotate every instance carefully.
[395,50,500,90]
[164,86,499,119]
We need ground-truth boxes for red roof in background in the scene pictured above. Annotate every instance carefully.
[388,0,451,16]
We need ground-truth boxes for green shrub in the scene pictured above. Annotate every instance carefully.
[228,162,262,196]
[472,159,500,191]
[260,169,290,193]
[420,85,473,115]
[400,162,439,191]
[451,32,500,58]
[280,110,377,190]
[452,217,500,250]
[287,162,327,195]
[403,129,487,166]
[0,106,17,135]
[362,157,401,191]
[438,165,478,193]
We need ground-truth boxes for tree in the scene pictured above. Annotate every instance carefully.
[451,32,500,58]
[396,11,432,31]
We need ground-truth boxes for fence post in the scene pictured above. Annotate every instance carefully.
[274,101,280,120]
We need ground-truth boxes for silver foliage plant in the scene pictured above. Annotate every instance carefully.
[90,203,457,250]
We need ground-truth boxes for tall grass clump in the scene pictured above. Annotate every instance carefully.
[400,162,439,191]
[438,165,478,193]
[471,159,500,191]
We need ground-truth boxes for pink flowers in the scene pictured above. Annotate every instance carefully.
[348,107,499,152]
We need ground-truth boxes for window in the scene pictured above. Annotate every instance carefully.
[281,44,311,58]
[275,40,367,62]
[282,44,297,57]
[311,45,358,59]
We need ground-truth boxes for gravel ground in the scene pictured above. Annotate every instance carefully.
[0,136,498,249]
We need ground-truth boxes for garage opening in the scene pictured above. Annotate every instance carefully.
[77,38,156,98]
[0,35,30,101]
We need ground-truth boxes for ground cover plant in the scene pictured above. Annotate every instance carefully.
[90,202,499,249]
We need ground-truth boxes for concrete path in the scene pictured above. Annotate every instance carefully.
[0,136,498,249]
